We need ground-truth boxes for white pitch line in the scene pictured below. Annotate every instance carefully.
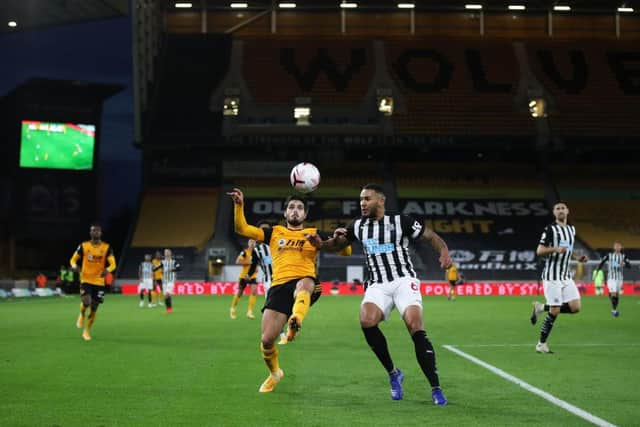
[443,345,617,427]
[449,343,640,348]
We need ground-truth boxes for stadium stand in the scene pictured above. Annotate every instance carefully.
[119,187,220,277]
[553,163,640,250]
[526,40,640,138]
[241,37,373,106]
[386,39,534,136]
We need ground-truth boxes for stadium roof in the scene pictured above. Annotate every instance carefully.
[168,0,637,13]
[1,0,128,33]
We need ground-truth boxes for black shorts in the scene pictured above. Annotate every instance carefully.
[80,283,106,304]
[449,280,457,287]
[238,277,257,292]
[154,279,162,291]
[263,277,319,316]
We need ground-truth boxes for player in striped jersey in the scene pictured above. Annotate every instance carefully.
[161,249,181,314]
[530,201,587,353]
[138,254,154,307]
[227,188,350,394]
[308,183,452,406]
[595,242,631,317]
[229,240,259,320]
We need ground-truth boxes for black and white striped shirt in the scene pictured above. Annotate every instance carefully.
[539,223,576,281]
[345,213,423,284]
[139,261,153,281]
[248,243,273,286]
[598,252,631,281]
[162,258,180,283]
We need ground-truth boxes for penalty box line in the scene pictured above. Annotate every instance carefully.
[443,345,617,427]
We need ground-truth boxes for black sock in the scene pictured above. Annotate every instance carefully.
[165,295,172,309]
[362,326,395,374]
[539,312,557,343]
[560,303,574,314]
[148,293,152,303]
[612,296,619,310]
[411,330,440,388]
[140,291,144,301]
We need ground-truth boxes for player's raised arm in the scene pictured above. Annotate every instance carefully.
[70,245,82,271]
[226,187,265,242]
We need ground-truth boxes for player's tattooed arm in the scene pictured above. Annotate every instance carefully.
[420,228,452,269]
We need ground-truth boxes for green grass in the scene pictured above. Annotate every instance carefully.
[1,295,638,426]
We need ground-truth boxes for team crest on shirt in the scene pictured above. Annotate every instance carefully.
[411,282,419,291]
[277,238,286,247]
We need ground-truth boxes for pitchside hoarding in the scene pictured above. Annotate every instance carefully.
[121,282,640,296]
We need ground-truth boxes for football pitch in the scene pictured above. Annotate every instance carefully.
[1,295,638,426]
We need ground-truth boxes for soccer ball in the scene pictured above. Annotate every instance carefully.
[290,162,320,194]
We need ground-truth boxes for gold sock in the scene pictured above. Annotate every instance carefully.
[292,290,311,322]
[248,295,256,312]
[231,295,240,309]
[79,303,87,317]
[86,311,96,332]
[261,343,280,374]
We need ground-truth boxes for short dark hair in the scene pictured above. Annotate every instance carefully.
[362,183,385,197]
[283,195,308,212]
[90,221,101,229]
[553,200,568,209]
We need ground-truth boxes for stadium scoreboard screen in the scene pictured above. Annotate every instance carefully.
[19,120,96,170]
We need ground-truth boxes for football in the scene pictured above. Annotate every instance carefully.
[290,162,320,194]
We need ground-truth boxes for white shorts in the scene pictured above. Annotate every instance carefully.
[607,279,623,293]
[139,279,153,291]
[543,279,580,306]
[362,276,422,320]
[163,281,175,295]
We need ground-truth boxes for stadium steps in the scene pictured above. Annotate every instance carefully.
[120,187,220,278]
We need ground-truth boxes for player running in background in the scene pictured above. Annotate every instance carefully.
[595,241,631,317]
[307,183,452,406]
[70,223,117,341]
[230,240,259,320]
[138,254,154,307]
[161,249,180,314]
[446,263,458,301]
[151,250,163,307]
[530,201,587,353]
[227,188,350,393]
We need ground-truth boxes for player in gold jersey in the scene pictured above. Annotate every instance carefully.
[227,187,350,393]
[151,251,163,307]
[69,223,117,341]
[229,240,258,320]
